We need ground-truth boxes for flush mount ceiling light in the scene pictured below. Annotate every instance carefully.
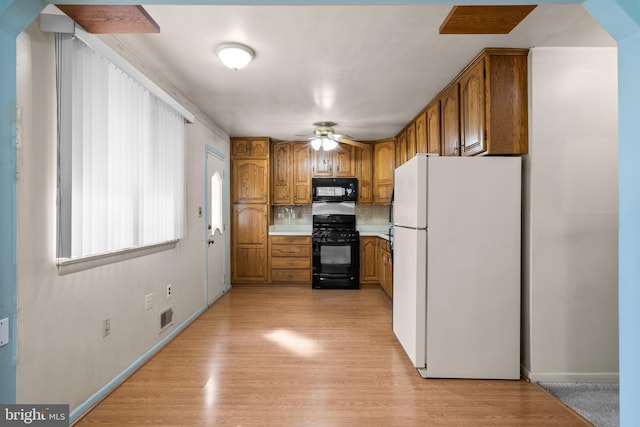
[216,43,255,70]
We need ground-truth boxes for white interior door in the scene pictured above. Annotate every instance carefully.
[206,151,225,306]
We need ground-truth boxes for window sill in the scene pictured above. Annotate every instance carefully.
[56,240,178,275]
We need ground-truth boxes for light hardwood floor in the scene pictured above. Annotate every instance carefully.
[75,286,590,426]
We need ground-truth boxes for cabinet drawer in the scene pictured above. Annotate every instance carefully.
[271,235,311,245]
[271,269,311,283]
[271,257,311,269]
[271,244,311,257]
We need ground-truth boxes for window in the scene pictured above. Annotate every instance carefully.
[210,171,223,236]
[56,32,187,259]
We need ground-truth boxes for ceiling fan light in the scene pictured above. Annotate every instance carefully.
[311,138,322,151]
[322,137,337,151]
[216,43,254,70]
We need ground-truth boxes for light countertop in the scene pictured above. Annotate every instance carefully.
[269,224,390,240]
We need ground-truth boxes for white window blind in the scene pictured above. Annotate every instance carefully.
[56,33,185,259]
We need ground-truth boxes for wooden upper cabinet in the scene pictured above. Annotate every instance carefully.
[373,139,395,205]
[457,48,529,156]
[272,142,291,205]
[440,83,460,157]
[312,149,333,177]
[483,50,529,155]
[415,112,428,154]
[312,143,356,177]
[231,137,269,158]
[356,144,373,204]
[292,143,312,204]
[232,159,268,204]
[426,100,442,155]
[333,144,356,177]
[405,123,416,160]
[395,131,407,167]
[459,59,485,156]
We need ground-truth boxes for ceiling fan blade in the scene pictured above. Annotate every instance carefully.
[336,137,369,149]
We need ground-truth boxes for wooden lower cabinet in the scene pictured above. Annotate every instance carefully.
[270,235,312,285]
[231,204,268,284]
[360,237,379,284]
[378,239,393,299]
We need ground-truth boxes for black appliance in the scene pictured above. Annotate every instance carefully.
[312,177,358,202]
[311,201,359,289]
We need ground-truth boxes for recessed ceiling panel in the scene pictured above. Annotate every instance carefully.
[56,5,160,34]
[439,5,537,35]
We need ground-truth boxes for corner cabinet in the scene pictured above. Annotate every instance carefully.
[231,137,270,284]
[373,139,395,205]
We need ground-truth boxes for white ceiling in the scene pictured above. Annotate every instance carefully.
[59,4,616,141]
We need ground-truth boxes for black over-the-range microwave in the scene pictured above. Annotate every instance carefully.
[311,177,358,202]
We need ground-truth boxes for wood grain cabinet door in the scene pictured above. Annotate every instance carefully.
[231,204,268,283]
[373,140,395,205]
[272,142,291,205]
[405,123,416,161]
[232,204,267,245]
[232,159,268,204]
[356,145,373,204]
[395,131,407,167]
[415,112,427,154]
[459,59,486,156]
[312,149,333,177]
[440,84,460,157]
[360,237,378,284]
[333,144,356,177]
[293,143,312,204]
[426,100,442,155]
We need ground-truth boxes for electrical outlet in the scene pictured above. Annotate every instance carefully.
[145,293,153,311]
[103,318,110,337]
[167,284,172,298]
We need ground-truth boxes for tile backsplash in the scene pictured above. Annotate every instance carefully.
[272,204,389,226]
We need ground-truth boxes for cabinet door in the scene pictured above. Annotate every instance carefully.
[405,123,416,160]
[231,204,267,245]
[373,140,395,204]
[395,131,407,167]
[312,149,333,177]
[231,138,269,158]
[360,237,378,283]
[250,138,270,157]
[292,143,312,204]
[356,145,373,204]
[415,112,427,154]
[459,59,485,156]
[232,159,268,204]
[440,84,460,157]
[334,144,356,177]
[272,142,291,205]
[231,204,268,283]
[426,100,442,155]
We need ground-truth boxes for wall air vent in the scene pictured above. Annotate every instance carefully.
[160,307,173,332]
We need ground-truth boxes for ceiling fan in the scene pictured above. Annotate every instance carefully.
[297,122,368,150]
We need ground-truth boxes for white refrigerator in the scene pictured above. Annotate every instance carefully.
[392,154,521,379]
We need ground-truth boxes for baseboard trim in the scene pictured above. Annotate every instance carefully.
[521,365,619,383]
[69,304,208,424]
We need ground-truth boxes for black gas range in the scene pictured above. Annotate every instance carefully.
[311,201,360,290]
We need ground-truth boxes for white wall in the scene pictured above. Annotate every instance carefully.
[15,19,230,412]
[522,47,618,381]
